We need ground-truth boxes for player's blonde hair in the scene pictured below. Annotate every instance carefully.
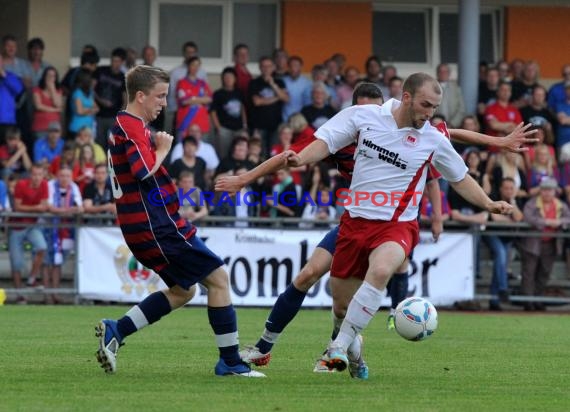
[125,65,169,103]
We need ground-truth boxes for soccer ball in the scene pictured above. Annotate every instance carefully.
[394,297,438,341]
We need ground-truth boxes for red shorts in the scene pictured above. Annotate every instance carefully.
[330,212,419,280]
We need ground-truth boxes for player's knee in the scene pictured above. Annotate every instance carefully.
[332,301,347,319]
[202,267,230,292]
[294,264,321,291]
[168,284,197,307]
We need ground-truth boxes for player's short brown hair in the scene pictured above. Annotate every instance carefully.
[125,65,170,103]
[403,73,441,97]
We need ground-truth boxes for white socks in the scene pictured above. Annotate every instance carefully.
[335,282,384,351]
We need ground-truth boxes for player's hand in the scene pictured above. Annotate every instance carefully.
[215,175,244,196]
[497,122,539,153]
[155,131,174,152]
[283,150,301,167]
[486,200,513,215]
[431,217,443,242]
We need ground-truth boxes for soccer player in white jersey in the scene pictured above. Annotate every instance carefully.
[284,73,513,373]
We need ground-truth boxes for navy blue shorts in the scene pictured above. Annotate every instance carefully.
[316,225,340,255]
[133,233,224,291]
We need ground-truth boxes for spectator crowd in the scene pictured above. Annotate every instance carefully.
[1,34,570,308]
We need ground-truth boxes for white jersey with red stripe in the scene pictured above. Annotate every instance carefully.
[315,99,467,221]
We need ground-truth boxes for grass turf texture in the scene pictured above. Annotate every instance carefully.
[0,306,568,412]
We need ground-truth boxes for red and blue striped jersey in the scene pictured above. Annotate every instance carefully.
[108,111,196,266]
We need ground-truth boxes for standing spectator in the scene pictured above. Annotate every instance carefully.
[175,56,212,139]
[435,63,466,128]
[489,151,528,204]
[485,177,524,310]
[93,48,126,149]
[273,48,289,79]
[496,60,511,81]
[248,56,289,156]
[33,121,64,167]
[519,177,570,311]
[45,166,83,303]
[477,67,500,129]
[282,56,312,122]
[363,56,382,85]
[484,81,523,151]
[555,82,570,154]
[301,81,337,130]
[10,164,48,302]
[523,124,556,171]
[23,38,50,88]
[310,64,336,105]
[82,163,115,224]
[1,127,32,180]
[167,41,208,133]
[0,53,24,142]
[167,135,206,189]
[335,66,360,110]
[388,76,403,100]
[177,171,208,224]
[141,45,157,66]
[31,66,63,139]
[510,58,525,83]
[68,69,98,139]
[233,44,252,98]
[547,64,570,111]
[511,60,540,108]
[247,133,263,166]
[378,65,397,101]
[210,67,247,157]
[124,47,137,71]
[1,35,28,79]
[520,85,556,134]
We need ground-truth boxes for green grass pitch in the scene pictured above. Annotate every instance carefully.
[1,306,569,412]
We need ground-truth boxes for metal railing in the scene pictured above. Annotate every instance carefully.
[0,212,569,306]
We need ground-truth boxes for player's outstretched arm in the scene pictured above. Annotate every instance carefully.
[449,122,538,153]
[285,139,331,167]
[449,173,513,215]
[215,153,289,195]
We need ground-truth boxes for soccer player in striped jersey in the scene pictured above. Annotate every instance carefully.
[95,65,264,377]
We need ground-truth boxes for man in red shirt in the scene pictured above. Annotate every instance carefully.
[485,81,523,143]
[233,44,252,98]
[10,164,48,302]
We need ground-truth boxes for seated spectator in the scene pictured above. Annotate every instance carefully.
[523,124,556,171]
[31,66,62,140]
[177,171,208,224]
[511,60,540,108]
[169,124,219,187]
[268,168,300,224]
[301,81,337,130]
[74,143,96,193]
[455,116,488,169]
[175,56,213,139]
[210,67,247,158]
[419,190,450,223]
[247,133,263,167]
[299,188,336,229]
[215,136,254,177]
[310,64,336,106]
[74,126,106,164]
[519,177,570,311]
[82,163,115,225]
[488,151,528,205]
[484,177,524,311]
[49,141,79,179]
[0,126,32,180]
[527,144,561,197]
[44,166,83,304]
[211,167,256,227]
[33,121,64,166]
[10,164,48,303]
[167,135,206,189]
